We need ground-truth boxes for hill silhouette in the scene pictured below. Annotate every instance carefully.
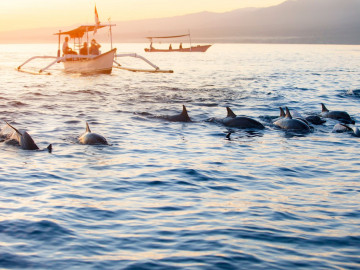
[1,0,360,44]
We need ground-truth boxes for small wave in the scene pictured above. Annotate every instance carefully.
[7,101,28,107]
[75,207,121,221]
[123,261,182,270]
[24,84,47,89]
[64,120,81,124]
[0,219,73,242]
[346,89,360,96]
[174,168,213,182]
[193,103,219,107]
[134,111,154,117]
[240,77,256,81]
[62,89,103,96]
[32,92,46,96]
[0,252,37,268]
[147,180,168,186]
[209,185,239,192]
[41,104,56,110]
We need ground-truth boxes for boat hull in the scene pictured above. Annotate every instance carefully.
[63,49,116,74]
[145,45,211,53]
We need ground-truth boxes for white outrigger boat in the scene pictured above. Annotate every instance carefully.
[16,9,173,75]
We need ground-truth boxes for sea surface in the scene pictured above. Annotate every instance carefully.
[0,43,359,269]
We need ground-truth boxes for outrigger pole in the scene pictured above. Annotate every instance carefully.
[16,56,59,75]
[16,53,173,75]
[113,53,173,73]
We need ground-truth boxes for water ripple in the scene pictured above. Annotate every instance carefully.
[0,44,359,269]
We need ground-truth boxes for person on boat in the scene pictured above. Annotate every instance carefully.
[62,36,77,55]
[179,43,183,49]
[90,39,101,55]
[150,42,153,51]
[79,42,88,55]
[169,44,172,50]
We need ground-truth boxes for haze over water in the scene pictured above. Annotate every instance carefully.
[0,43,360,269]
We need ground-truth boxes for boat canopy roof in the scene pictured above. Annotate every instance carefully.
[146,34,189,40]
[54,24,115,39]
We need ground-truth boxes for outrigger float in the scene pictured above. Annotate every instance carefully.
[16,9,173,75]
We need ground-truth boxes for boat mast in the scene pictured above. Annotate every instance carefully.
[57,30,61,57]
[109,24,113,50]
[86,26,89,54]
[188,29,192,52]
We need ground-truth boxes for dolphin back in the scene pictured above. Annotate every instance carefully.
[274,118,310,131]
[224,117,265,129]
[320,103,355,124]
[79,133,108,145]
[5,121,39,150]
[79,122,108,145]
[20,131,39,150]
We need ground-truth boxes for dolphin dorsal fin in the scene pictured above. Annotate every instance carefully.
[47,144,53,153]
[321,103,329,112]
[285,107,292,119]
[181,105,191,122]
[279,107,285,117]
[5,121,22,136]
[226,107,237,118]
[85,122,91,133]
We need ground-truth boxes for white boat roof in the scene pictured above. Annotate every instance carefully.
[146,34,190,40]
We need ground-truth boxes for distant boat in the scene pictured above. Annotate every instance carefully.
[144,33,211,53]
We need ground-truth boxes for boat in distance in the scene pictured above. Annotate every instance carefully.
[145,45,211,53]
[144,34,212,53]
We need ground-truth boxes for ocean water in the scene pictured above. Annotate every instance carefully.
[0,43,360,269]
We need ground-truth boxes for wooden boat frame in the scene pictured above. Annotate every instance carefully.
[144,32,211,53]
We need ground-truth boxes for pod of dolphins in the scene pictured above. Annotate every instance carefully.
[0,103,357,152]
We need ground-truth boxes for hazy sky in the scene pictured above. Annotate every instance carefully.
[0,0,287,32]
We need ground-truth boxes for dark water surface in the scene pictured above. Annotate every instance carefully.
[0,43,360,269]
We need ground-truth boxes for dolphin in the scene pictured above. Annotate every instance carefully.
[275,107,325,125]
[78,122,108,145]
[287,109,317,126]
[221,107,265,129]
[332,123,360,137]
[305,115,326,125]
[321,103,355,124]
[274,107,311,131]
[163,105,191,122]
[332,123,352,133]
[5,121,52,152]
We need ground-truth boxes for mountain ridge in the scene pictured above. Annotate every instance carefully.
[1,0,359,44]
